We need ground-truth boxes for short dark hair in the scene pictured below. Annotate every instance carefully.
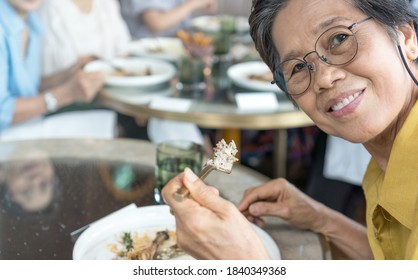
[250,0,418,79]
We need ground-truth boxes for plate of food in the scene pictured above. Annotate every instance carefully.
[84,57,176,88]
[227,61,281,92]
[191,15,250,33]
[72,204,281,260]
[127,37,185,62]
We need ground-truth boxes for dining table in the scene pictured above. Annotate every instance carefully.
[97,40,315,179]
[0,138,329,260]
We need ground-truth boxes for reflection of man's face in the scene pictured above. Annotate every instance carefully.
[5,153,54,212]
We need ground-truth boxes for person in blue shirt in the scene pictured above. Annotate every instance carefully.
[0,0,104,133]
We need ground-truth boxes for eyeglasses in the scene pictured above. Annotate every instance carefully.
[272,17,372,96]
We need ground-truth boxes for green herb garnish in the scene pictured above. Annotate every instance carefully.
[122,232,134,251]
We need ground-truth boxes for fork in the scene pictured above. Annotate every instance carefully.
[171,139,238,202]
[93,56,126,73]
[172,164,231,202]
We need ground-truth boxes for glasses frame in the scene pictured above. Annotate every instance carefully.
[272,16,372,96]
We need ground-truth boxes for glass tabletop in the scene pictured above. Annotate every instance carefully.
[0,142,156,259]
[0,139,325,260]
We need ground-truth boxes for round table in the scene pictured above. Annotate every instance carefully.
[0,139,326,259]
[99,77,314,178]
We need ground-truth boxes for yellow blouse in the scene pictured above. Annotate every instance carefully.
[363,101,418,259]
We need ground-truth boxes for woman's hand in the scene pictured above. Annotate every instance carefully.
[238,178,326,232]
[162,168,271,260]
[67,70,104,102]
[67,56,97,75]
[52,70,104,105]
[40,55,97,91]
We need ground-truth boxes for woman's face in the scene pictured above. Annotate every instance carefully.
[272,0,417,143]
[4,150,55,212]
[8,0,42,16]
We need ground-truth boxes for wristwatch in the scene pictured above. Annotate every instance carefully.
[43,91,58,113]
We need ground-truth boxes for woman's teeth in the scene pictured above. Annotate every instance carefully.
[331,91,360,111]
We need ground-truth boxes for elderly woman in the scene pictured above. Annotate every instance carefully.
[162,0,418,260]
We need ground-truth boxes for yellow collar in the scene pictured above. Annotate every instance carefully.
[374,101,418,228]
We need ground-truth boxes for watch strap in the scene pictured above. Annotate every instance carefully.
[43,91,58,113]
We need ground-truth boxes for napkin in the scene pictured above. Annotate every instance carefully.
[0,110,116,140]
[235,92,280,112]
[147,118,204,146]
[149,96,192,112]
[324,136,371,185]
[147,96,204,145]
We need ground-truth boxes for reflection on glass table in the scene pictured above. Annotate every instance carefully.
[0,148,57,214]
[0,139,326,260]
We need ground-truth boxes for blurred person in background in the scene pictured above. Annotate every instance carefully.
[37,0,131,76]
[35,0,133,138]
[0,0,109,140]
[119,0,218,39]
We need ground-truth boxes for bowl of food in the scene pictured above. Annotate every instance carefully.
[127,37,185,62]
[227,61,282,93]
[84,57,176,88]
[73,204,281,260]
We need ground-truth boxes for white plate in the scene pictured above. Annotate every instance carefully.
[127,37,185,62]
[73,205,281,260]
[227,61,281,92]
[191,15,249,33]
[84,57,176,88]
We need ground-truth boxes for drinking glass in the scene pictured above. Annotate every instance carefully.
[176,55,206,91]
[154,140,203,204]
[220,15,236,33]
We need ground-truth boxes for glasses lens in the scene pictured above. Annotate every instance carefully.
[275,26,359,96]
[315,26,358,65]
[276,59,311,95]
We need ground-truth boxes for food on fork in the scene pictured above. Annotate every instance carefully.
[172,139,238,202]
[204,139,239,173]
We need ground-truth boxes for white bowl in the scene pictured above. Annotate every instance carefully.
[73,205,281,260]
[84,57,176,88]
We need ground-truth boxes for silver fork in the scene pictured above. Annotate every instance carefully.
[172,164,232,202]
[94,56,126,73]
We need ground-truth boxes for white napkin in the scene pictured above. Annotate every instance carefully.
[323,136,371,186]
[147,118,204,146]
[0,110,116,140]
[149,96,192,112]
[147,96,203,145]
[235,92,280,112]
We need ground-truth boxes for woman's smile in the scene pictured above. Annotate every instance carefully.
[327,88,365,118]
